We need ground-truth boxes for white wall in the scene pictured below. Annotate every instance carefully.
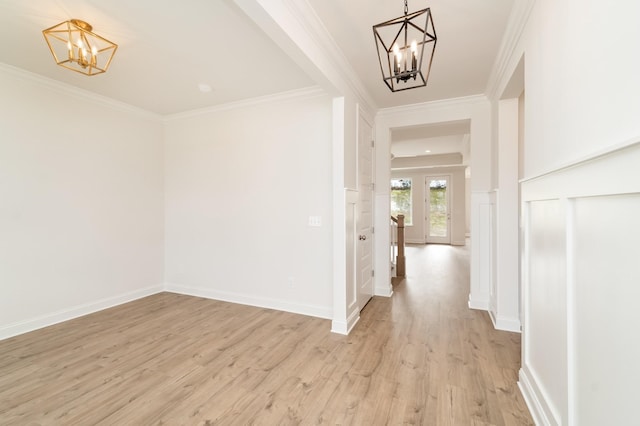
[491,98,521,332]
[490,0,640,424]
[391,167,466,245]
[0,66,165,339]
[164,91,334,319]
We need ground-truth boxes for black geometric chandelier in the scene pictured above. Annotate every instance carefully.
[373,0,437,92]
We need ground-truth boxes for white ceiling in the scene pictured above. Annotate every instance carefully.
[0,0,514,117]
[307,0,515,109]
[0,0,313,115]
[391,120,471,160]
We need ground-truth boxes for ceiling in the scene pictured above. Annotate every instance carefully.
[0,0,313,115]
[307,0,514,109]
[0,0,514,118]
[391,120,470,160]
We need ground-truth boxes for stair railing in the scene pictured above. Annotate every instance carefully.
[390,214,406,277]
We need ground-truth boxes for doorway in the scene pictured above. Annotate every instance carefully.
[356,113,374,311]
[425,175,451,244]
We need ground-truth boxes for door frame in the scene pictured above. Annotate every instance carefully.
[356,110,375,312]
[425,174,452,244]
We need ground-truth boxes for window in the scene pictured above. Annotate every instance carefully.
[390,178,412,225]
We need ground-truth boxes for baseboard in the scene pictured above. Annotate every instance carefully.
[518,366,559,426]
[0,284,164,341]
[489,309,521,332]
[375,283,394,297]
[406,239,425,244]
[452,239,466,246]
[468,295,490,310]
[331,309,360,335]
[165,283,333,320]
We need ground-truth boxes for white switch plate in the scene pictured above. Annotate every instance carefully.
[308,216,322,227]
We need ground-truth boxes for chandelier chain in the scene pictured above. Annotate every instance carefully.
[404,0,408,15]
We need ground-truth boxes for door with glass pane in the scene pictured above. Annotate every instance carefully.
[425,176,451,244]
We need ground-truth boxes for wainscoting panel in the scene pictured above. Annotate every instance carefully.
[520,141,640,426]
[524,199,567,425]
[572,194,640,425]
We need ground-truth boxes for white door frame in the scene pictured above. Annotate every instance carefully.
[425,174,452,244]
[356,110,375,312]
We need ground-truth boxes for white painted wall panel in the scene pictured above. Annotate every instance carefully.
[527,199,567,425]
[0,68,165,339]
[522,1,640,178]
[164,93,333,318]
[573,194,640,425]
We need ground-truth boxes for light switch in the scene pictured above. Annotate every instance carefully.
[308,216,322,227]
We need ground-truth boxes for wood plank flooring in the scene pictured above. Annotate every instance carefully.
[0,243,533,425]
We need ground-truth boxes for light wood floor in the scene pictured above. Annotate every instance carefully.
[0,243,534,425]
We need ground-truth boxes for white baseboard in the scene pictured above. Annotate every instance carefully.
[452,239,466,246]
[406,239,425,244]
[165,283,333,320]
[518,366,559,426]
[468,295,489,310]
[489,310,522,333]
[331,309,360,335]
[0,284,164,341]
[375,283,393,297]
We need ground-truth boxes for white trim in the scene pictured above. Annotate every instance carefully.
[377,94,487,118]
[493,314,521,333]
[521,136,640,184]
[0,285,164,341]
[405,239,426,245]
[520,142,640,425]
[485,0,536,100]
[163,86,326,121]
[468,296,489,311]
[374,284,393,298]
[281,0,377,111]
[565,198,577,425]
[391,164,466,171]
[331,309,360,335]
[519,366,559,426]
[521,140,640,201]
[0,62,162,121]
[165,283,332,320]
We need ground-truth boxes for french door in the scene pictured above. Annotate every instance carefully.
[425,175,451,244]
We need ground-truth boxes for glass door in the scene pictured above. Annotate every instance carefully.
[425,176,451,244]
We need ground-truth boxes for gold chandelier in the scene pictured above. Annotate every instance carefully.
[43,19,118,76]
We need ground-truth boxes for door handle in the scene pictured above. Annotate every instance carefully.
[359,235,367,241]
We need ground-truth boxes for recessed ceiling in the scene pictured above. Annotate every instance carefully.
[391,120,471,159]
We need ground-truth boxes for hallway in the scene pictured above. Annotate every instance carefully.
[354,242,534,424]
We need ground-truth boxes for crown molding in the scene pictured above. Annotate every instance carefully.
[0,62,162,121]
[377,94,488,119]
[282,0,377,113]
[485,0,536,100]
[163,86,327,121]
